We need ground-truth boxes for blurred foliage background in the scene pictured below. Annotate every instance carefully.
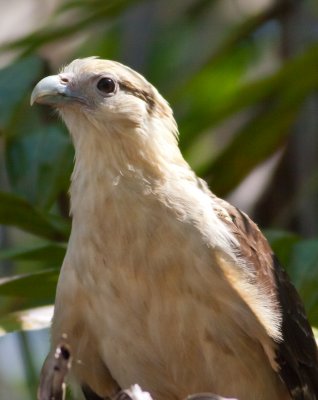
[0,0,317,398]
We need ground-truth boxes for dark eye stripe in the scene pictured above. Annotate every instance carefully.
[119,80,155,112]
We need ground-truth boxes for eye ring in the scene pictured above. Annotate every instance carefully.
[97,77,117,95]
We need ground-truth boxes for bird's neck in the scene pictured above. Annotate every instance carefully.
[68,119,191,220]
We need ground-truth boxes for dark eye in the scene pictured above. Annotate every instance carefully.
[97,77,116,94]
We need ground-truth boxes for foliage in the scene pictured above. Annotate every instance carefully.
[0,0,318,328]
[0,0,317,381]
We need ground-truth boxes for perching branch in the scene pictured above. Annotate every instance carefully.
[37,338,72,400]
[37,341,237,400]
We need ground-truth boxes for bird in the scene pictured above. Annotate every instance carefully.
[31,57,318,400]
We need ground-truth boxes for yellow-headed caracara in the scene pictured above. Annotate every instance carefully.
[31,58,318,400]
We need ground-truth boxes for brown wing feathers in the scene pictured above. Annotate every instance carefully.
[273,260,318,400]
[220,200,318,399]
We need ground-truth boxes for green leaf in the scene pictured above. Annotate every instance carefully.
[179,43,318,148]
[177,45,255,149]
[0,269,58,331]
[170,1,293,104]
[197,45,318,195]
[288,239,318,325]
[264,229,300,268]
[0,191,70,240]
[183,0,216,20]
[57,0,130,13]
[1,0,143,56]
[264,234,318,327]
[202,1,293,68]
[0,305,53,335]
[0,268,58,299]
[6,123,74,209]
[75,24,121,61]
[0,242,66,266]
[0,56,43,128]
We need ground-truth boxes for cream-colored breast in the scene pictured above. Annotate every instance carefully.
[53,175,288,400]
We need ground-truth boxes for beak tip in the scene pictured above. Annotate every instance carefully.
[30,75,64,107]
[30,84,40,106]
[30,93,36,106]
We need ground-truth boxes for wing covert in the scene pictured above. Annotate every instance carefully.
[217,198,318,399]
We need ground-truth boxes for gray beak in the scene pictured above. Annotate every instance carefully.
[31,75,81,106]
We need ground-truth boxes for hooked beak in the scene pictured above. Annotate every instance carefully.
[31,75,85,106]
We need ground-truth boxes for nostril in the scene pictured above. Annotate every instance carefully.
[59,74,70,84]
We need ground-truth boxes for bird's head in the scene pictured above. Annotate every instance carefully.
[31,58,183,177]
